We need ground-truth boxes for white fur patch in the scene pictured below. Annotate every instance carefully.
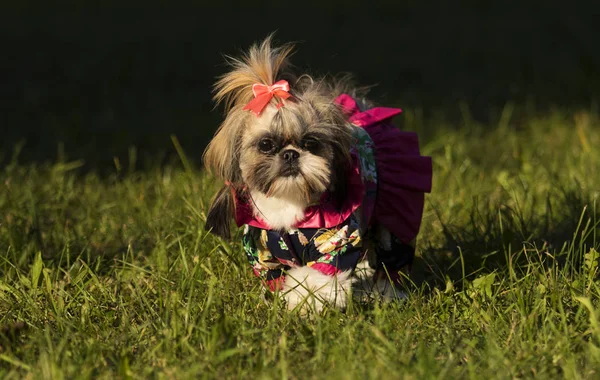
[251,105,278,132]
[283,266,352,313]
[250,190,307,230]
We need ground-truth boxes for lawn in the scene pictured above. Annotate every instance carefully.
[1,107,600,379]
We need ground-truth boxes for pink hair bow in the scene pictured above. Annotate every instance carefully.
[243,80,291,116]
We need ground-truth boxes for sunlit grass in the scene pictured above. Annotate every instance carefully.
[1,109,600,378]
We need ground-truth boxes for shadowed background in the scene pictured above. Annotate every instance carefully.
[1,1,599,170]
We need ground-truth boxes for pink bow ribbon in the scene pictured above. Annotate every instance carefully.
[243,80,291,116]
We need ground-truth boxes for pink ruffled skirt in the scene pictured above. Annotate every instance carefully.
[365,122,431,243]
[336,94,432,244]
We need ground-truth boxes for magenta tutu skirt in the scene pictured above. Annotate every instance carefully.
[336,94,432,244]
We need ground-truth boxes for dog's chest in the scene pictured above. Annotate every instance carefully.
[249,191,307,230]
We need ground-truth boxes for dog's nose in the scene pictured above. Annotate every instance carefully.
[282,149,300,162]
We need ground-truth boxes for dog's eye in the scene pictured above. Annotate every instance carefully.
[302,138,319,151]
[258,138,275,153]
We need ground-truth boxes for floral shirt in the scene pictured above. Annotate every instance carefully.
[242,215,364,291]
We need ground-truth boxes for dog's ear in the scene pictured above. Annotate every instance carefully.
[205,185,235,239]
[203,110,244,240]
[203,108,245,182]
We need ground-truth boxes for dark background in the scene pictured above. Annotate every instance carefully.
[1,1,599,171]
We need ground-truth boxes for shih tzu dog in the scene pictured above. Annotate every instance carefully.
[204,36,432,312]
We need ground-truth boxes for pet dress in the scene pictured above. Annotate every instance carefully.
[233,94,432,291]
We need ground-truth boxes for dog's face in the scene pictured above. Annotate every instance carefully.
[239,101,344,203]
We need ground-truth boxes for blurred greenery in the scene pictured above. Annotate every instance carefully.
[1,1,599,170]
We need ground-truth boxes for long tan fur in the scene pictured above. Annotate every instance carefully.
[213,34,296,113]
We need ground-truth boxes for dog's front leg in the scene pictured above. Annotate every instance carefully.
[282,266,352,313]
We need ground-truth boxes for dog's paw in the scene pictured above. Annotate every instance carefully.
[351,261,408,302]
[373,278,408,301]
[283,266,352,313]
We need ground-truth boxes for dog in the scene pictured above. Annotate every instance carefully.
[203,36,432,312]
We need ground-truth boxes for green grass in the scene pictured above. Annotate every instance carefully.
[1,108,600,379]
